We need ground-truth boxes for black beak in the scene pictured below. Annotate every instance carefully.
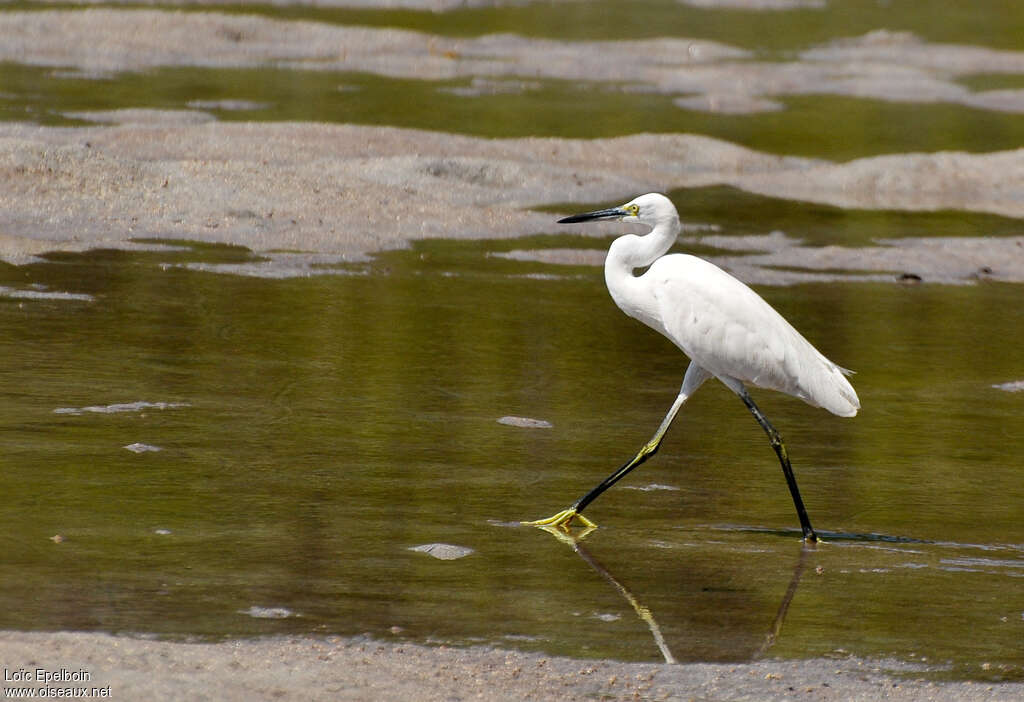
[558,206,627,224]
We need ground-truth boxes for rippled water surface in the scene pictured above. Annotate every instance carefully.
[0,233,1021,678]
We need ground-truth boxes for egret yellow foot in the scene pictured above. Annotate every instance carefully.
[522,508,597,529]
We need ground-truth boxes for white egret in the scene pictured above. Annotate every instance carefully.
[525,193,859,542]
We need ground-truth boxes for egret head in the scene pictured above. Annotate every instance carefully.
[558,193,677,228]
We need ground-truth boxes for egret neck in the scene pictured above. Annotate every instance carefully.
[604,207,679,334]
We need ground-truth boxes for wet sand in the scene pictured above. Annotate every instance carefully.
[6,10,1024,113]
[4,8,1024,281]
[3,118,1024,283]
[3,5,1024,699]
[1,631,1022,701]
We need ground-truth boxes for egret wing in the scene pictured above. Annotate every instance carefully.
[647,255,859,417]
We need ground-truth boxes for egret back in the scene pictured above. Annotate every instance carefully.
[640,254,860,417]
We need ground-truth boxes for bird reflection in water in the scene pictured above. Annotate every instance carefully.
[536,526,811,664]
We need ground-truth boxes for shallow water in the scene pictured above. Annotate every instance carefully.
[0,235,1021,679]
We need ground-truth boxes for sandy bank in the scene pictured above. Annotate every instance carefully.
[1,631,1021,701]
[3,8,1024,280]
[2,119,1023,283]
[5,10,1024,113]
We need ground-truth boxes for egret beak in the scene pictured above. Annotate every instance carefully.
[558,206,628,224]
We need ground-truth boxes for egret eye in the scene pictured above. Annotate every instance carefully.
[627,204,639,216]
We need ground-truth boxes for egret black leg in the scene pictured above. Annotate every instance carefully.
[522,395,683,529]
[737,389,817,542]
[524,363,711,529]
[572,428,664,514]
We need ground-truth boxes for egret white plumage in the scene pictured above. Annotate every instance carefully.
[524,193,859,542]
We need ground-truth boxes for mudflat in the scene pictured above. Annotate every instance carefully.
[1,631,1022,701]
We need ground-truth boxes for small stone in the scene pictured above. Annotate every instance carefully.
[408,543,474,560]
[496,416,552,429]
